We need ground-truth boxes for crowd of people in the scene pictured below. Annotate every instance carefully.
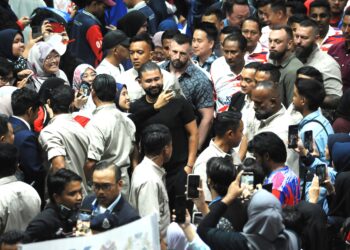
[0,0,350,249]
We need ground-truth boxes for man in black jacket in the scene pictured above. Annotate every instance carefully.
[25,169,83,242]
[81,163,140,232]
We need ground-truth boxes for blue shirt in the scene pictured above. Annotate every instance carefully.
[92,194,121,215]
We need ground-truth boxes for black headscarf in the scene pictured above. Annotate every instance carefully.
[0,29,21,61]
[0,1,19,30]
[335,89,350,121]
[117,11,147,38]
[296,201,328,250]
[331,141,350,173]
[329,171,350,218]
[327,133,350,163]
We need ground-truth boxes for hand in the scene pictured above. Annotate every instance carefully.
[154,91,174,110]
[309,174,320,203]
[73,92,88,109]
[45,104,54,119]
[41,20,52,39]
[324,167,335,195]
[18,16,31,27]
[184,165,192,175]
[177,209,191,229]
[295,138,307,156]
[17,69,33,79]
[222,171,244,205]
[16,77,28,89]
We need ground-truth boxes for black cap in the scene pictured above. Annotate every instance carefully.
[102,30,130,50]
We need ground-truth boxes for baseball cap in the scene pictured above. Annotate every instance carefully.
[98,0,116,7]
[102,30,130,50]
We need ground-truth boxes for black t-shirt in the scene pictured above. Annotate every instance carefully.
[130,96,195,175]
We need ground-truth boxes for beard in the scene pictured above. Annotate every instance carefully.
[171,59,188,69]
[255,109,273,120]
[295,43,314,63]
[269,49,286,61]
[144,85,163,98]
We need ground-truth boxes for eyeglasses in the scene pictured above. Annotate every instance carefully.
[45,54,60,63]
[92,183,116,191]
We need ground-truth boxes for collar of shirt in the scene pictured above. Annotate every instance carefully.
[209,139,234,157]
[131,1,147,10]
[0,175,17,186]
[192,53,217,66]
[250,42,267,56]
[93,103,117,115]
[163,60,195,78]
[143,156,167,180]
[82,9,101,26]
[268,166,288,177]
[209,195,222,206]
[48,113,73,125]
[12,115,31,130]
[321,25,342,45]
[258,106,286,128]
[271,53,297,69]
[306,45,320,64]
[92,193,121,215]
[299,109,322,128]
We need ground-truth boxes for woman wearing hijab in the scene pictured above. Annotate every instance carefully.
[28,41,68,92]
[333,89,350,133]
[198,177,299,250]
[72,63,96,91]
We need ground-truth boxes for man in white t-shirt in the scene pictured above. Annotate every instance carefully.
[96,30,130,81]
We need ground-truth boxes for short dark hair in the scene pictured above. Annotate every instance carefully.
[213,111,242,137]
[270,25,294,40]
[271,0,287,15]
[295,78,325,111]
[285,1,307,15]
[0,57,14,77]
[245,61,262,70]
[310,0,331,15]
[242,17,262,34]
[206,156,237,196]
[93,164,122,183]
[172,33,192,46]
[257,0,271,8]
[256,63,281,83]
[0,114,9,138]
[0,230,26,245]
[224,0,249,15]
[11,88,40,116]
[203,8,224,21]
[223,33,247,51]
[49,85,74,114]
[38,77,66,105]
[248,132,287,163]
[141,124,172,156]
[220,26,241,37]
[92,74,116,102]
[195,22,218,42]
[297,66,323,83]
[161,29,181,43]
[47,168,82,204]
[0,143,18,177]
[299,19,319,36]
[345,6,350,16]
[287,14,308,26]
[130,32,154,51]
[137,61,162,79]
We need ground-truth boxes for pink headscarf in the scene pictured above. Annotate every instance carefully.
[72,64,96,91]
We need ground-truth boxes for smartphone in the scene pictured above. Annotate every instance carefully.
[315,164,326,183]
[76,209,92,236]
[240,172,254,186]
[262,183,273,193]
[304,130,313,152]
[192,212,203,226]
[288,125,299,148]
[175,195,186,223]
[187,174,200,199]
[79,82,91,97]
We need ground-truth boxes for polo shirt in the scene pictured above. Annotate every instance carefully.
[96,58,125,82]
[245,42,268,64]
[328,41,350,92]
[192,53,218,73]
[210,56,241,112]
[39,113,90,194]
[129,157,170,238]
[305,46,342,97]
[270,53,303,107]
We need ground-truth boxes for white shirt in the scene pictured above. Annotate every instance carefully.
[210,56,241,112]
[0,175,41,234]
[259,26,271,49]
[96,58,125,82]
[193,140,241,201]
[129,157,170,238]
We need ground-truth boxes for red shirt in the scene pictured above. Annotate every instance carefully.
[328,41,350,93]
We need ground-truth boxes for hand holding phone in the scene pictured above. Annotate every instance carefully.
[240,172,254,187]
[315,164,326,183]
[288,125,299,148]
